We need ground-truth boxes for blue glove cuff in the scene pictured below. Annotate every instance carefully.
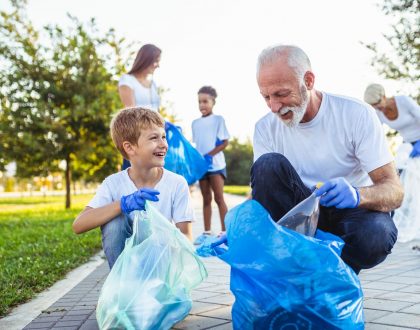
[354,187,360,208]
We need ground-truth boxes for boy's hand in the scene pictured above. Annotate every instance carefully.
[120,188,160,215]
[314,177,360,209]
[204,154,213,165]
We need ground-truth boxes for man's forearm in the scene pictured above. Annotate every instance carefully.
[359,180,404,212]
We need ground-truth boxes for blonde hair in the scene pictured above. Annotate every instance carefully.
[364,83,385,105]
[110,107,165,159]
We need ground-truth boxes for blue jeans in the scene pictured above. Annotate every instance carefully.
[101,213,133,269]
[251,153,398,274]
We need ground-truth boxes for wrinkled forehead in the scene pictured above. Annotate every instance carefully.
[257,60,300,92]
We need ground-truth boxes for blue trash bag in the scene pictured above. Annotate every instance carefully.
[197,200,364,329]
[96,203,208,330]
[164,121,208,185]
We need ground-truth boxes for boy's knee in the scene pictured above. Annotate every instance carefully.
[214,194,225,205]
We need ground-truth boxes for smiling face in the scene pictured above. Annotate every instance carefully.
[370,96,387,113]
[257,58,310,127]
[124,124,168,169]
[198,93,215,117]
[145,55,161,75]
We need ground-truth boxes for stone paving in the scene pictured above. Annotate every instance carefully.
[18,190,420,329]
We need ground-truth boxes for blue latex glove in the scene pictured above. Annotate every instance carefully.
[120,188,160,215]
[204,154,213,166]
[314,178,360,209]
[409,140,420,158]
[215,138,224,147]
[210,234,228,248]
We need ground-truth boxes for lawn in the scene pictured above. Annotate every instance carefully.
[0,194,101,317]
[224,185,251,196]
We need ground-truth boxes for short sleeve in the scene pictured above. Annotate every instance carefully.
[216,117,230,141]
[171,178,194,223]
[88,180,113,208]
[253,120,273,162]
[118,74,135,89]
[353,106,393,173]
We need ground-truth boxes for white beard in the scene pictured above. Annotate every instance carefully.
[279,85,309,128]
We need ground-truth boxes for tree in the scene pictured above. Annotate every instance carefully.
[0,0,126,207]
[365,0,419,102]
[224,138,253,185]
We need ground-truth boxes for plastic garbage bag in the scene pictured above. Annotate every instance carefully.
[393,157,420,242]
[277,192,320,237]
[164,121,208,185]
[96,203,207,330]
[197,200,364,330]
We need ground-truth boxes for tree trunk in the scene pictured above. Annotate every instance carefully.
[65,155,71,209]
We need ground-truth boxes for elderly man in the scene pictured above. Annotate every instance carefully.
[251,45,403,274]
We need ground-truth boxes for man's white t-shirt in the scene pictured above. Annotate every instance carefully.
[118,74,160,111]
[253,92,393,188]
[88,169,194,223]
[375,95,420,143]
[192,114,230,171]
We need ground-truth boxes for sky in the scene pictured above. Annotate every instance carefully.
[21,0,401,141]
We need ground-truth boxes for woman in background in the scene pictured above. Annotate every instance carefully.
[118,44,162,170]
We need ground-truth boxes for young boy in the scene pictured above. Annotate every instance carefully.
[73,107,193,269]
[192,86,230,245]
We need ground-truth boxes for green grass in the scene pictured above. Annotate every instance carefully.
[223,185,251,196]
[0,194,101,317]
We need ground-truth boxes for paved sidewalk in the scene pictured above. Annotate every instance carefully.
[18,190,420,329]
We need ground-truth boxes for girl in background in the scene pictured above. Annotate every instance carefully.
[118,44,161,170]
[192,86,230,244]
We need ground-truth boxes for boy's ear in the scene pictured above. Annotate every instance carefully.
[122,141,135,156]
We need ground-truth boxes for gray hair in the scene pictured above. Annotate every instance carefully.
[256,45,312,80]
[364,83,385,105]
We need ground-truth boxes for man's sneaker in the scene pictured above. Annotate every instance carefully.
[193,232,214,245]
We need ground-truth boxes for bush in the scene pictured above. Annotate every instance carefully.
[225,138,253,185]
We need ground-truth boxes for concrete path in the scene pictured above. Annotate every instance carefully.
[6,189,420,329]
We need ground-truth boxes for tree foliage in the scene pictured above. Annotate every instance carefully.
[0,0,126,207]
[365,0,419,101]
[224,138,253,185]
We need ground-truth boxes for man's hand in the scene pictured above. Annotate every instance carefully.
[204,154,213,166]
[409,140,420,158]
[314,177,360,209]
[120,188,160,215]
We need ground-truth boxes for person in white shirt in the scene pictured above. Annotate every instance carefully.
[73,107,193,269]
[252,44,403,274]
[118,44,161,170]
[364,83,420,159]
[192,86,230,245]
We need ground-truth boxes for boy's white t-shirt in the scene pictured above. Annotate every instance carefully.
[375,95,420,143]
[192,114,230,171]
[118,74,160,111]
[253,92,393,188]
[88,168,194,223]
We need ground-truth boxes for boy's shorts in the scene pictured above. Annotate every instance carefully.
[200,168,227,181]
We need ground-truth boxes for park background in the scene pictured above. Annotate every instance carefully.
[0,0,418,318]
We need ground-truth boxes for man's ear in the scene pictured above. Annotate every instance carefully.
[304,71,315,90]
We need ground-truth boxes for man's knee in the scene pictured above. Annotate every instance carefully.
[341,214,397,271]
[251,153,290,178]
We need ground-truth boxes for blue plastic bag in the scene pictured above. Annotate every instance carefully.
[164,121,208,185]
[197,200,364,329]
[96,203,207,330]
